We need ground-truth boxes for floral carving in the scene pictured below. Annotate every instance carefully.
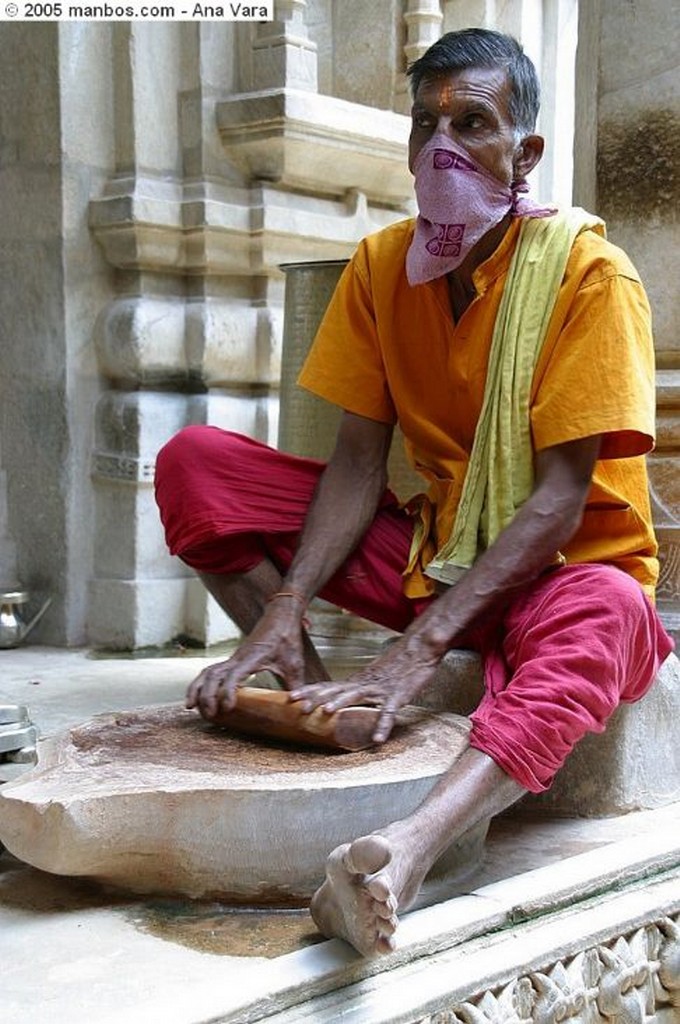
[415,915,680,1024]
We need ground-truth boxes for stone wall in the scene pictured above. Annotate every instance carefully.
[591,0,680,640]
[0,26,110,644]
[86,10,414,648]
[0,1,645,650]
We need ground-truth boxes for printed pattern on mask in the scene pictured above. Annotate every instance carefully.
[433,149,477,172]
[425,223,466,257]
[407,132,555,285]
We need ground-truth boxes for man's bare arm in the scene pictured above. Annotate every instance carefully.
[406,433,602,655]
[281,411,394,600]
[187,411,393,715]
[291,433,603,740]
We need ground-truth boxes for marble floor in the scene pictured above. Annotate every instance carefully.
[1,645,679,1023]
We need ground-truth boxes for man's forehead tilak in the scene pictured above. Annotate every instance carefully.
[415,69,510,117]
[434,80,455,111]
[414,79,459,112]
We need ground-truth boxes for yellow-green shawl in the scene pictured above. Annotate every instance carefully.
[425,208,605,586]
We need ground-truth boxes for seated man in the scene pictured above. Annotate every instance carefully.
[155,28,673,957]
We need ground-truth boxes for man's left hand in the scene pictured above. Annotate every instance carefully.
[288,637,440,744]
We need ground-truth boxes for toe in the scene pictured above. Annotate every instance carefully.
[366,873,393,903]
[372,895,398,919]
[344,835,391,876]
[375,910,398,935]
[375,931,397,954]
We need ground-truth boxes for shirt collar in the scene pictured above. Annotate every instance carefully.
[471,217,524,295]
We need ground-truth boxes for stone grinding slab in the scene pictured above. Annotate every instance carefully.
[0,703,487,905]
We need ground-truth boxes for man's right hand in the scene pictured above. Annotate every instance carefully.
[185,599,309,719]
[187,412,393,722]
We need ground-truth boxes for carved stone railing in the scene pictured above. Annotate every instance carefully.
[414,916,680,1024]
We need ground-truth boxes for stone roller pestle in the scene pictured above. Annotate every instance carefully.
[210,686,383,751]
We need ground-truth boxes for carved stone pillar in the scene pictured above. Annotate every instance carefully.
[403,0,444,67]
[650,373,680,641]
[0,466,17,591]
[391,0,444,114]
[87,17,413,648]
[252,0,317,90]
[0,23,106,645]
[593,0,680,643]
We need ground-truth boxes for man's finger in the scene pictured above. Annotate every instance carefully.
[288,681,347,712]
[186,656,250,717]
[186,665,215,709]
[372,705,396,744]
[321,688,373,713]
[195,665,229,718]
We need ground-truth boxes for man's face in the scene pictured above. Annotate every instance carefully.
[408,66,523,185]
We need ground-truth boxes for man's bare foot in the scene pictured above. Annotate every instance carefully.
[310,832,424,957]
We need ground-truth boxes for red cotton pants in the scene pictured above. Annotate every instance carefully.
[155,426,674,793]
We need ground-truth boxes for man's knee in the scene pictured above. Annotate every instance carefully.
[568,565,672,699]
[154,427,252,555]
[473,563,673,793]
[585,563,649,613]
[508,563,657,645]
[156,426,242,488]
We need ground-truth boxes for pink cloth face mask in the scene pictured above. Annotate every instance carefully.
[406,133,556,286]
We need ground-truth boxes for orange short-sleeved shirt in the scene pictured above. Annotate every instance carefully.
[298,217,659,600]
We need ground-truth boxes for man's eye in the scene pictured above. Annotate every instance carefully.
[413,114,434,129]
[462,115,485,130]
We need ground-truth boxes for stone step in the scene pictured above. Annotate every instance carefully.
[0,704,29,726]
[0,722,37,756]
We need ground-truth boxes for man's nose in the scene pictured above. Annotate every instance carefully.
[435,116,455,137]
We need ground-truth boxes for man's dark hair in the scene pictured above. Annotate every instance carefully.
[406,28,540,136]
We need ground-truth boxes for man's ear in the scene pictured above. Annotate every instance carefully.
[513,134,544,179]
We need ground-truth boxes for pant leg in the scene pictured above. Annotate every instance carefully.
[469,563,674,793]
[154,426,431,633]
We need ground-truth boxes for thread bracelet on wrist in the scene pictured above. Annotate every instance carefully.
[267,589,312,631]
